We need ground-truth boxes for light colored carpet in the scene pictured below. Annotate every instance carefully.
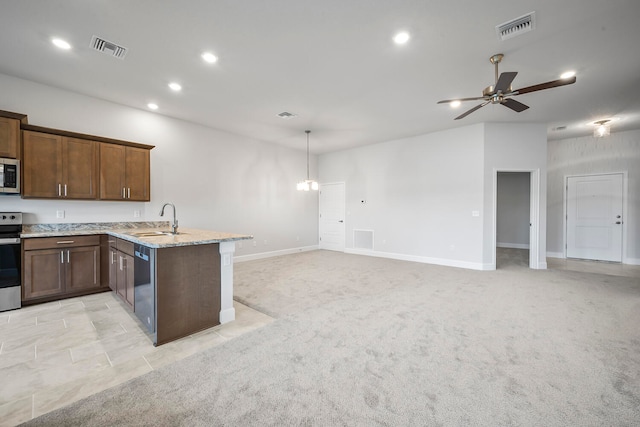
[22,250,640,426]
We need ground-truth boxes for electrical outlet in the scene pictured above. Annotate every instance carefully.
[56,210,65,219]
[253,241,257,247]
[133,210,141,218]
[238,241,243,249]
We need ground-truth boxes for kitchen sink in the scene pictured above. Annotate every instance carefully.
[129,231,186,237]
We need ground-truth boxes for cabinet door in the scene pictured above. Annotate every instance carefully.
[125,147,150,201]
[116,251,134,308]
[99,143,126,200]
[23,249,64,300]
[62,137,98,199]
[108,246,118,291]
[22,131,63,198]
[66,246,101,292]
[124,253,135,307]
[0,117,19,158]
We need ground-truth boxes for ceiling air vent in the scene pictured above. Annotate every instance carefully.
[90,35,128,59]
[277,111,297,119]
[496,12,536,41]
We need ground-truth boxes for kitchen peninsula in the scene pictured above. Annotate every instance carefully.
[21,222,252,345]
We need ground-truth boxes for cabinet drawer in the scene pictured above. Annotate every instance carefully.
[116,238,134,256]
[23,235,101,251]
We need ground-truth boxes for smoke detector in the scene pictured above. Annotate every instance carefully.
[90,35,128,59]
[496,12,536,41]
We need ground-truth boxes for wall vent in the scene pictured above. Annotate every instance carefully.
[277,111,297,119]
[496,12,536,41]
[354,229,374,251]
[90,35,128,59]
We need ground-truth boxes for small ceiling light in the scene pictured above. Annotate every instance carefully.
[393,31,410,45]
[147,103,159,110]
[201,52,218,64]
[561,71,576,79]
[450,100,461,108]
[52,38,71,50]
[297,130,319,191]
[593,119,611,137]
[168,82,182,92]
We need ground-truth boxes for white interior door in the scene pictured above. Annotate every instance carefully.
[319,182,345,251]
[566,174,623,262]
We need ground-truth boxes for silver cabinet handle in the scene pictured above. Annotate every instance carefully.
[111,251,116,263]
[58,184,62,197]
[67,250,70,263]
[64,184,67,197]
[127,187,131,199]
[122,187,126,199]
[60,251,64,264]
[119,255,123,271]
[56,240,75,244]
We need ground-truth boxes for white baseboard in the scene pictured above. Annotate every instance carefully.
[219,307,235,324]
[345,248,492,271]
[497,242,530,249]
[623,257,640,265]
[546,252,564,259]
[234,245,319,263]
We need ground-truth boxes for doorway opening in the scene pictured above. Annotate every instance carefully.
[496,172,531,269]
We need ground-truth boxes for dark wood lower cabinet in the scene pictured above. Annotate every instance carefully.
[110,238,134,308]
[22,236,103,304]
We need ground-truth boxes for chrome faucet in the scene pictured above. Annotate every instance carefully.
[159,202,178,234]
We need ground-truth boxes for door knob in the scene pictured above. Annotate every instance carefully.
[615,221,622,224]
[338,220,344,223]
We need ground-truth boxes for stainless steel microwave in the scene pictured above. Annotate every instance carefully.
[0,158,20,194]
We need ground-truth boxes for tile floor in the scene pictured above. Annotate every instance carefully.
[0,292,274,427]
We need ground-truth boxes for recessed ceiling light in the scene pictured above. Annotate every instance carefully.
[168,82,182,92]
[201,52,218,64]
[560,70,576,79]
[147,103,159,110]
[450,100,461,108]
[393,31,410,45]
[52,38,71,50]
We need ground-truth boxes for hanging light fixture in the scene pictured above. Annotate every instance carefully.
[593,119,611,138]
[297,130,319,191]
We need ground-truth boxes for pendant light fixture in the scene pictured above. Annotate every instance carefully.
[297,130,319,191]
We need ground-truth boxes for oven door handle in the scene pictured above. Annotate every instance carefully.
[0,237,20,245]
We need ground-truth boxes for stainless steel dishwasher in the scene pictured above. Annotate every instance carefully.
[134,244,155,333]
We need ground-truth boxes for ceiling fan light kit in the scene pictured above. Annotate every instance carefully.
[438,53,577,120]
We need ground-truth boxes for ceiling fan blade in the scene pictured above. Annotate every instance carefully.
[454,101,490,120]
[512,76,577,95]
[494,71,518,93]
[437,96,487,104]
[502,98,529,112]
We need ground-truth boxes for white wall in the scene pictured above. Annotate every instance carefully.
[320,124,487,269]
[483,123,548,269]
[547,129,640,264]
[0,73,319,259]
[497,172,530,248]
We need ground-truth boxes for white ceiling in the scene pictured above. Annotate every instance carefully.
[1,0,639,154]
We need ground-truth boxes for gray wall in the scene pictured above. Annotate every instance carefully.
[0,73,319,260]
[547,129,640,263]
[497,172,530,248]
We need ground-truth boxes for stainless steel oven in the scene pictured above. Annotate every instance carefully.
[0,212,22,312]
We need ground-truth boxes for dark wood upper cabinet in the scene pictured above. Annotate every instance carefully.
[100,143,150,201]
[0,116,20,158]
[22,131,98,199]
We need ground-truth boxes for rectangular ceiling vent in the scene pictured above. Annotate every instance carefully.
[277,111,297,119]
[496,12,536,41]
[90,35,128,59]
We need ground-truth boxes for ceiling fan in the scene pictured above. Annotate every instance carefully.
[437,53,577,120]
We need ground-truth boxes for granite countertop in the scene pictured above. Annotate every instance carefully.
[21,222,253,248]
